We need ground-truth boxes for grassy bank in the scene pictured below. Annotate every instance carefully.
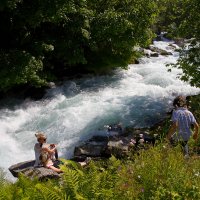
[1,144,200,199]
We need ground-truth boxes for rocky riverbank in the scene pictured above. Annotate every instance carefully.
[9,117,169,180]
[9,93,200,180]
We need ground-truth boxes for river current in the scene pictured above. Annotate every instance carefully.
[1,41,200,180]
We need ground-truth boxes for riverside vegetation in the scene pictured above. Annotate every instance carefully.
[0,0,200,94]
[0,94,200,199]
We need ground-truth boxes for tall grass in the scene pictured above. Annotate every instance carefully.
[118,144,200,199]
[1,143,200,199]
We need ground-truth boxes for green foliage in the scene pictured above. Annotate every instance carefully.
[178,0,200,40]
[0,0,157,92]
[169,41,200,87]
[153,0,185,37]
[2,145,200,199]
[0,50,46,91]
[60,160,85,199]
[159,0,200,88]
[173,0,200,88]
[85,0,157,72]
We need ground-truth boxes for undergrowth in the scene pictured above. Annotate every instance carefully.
[1,142,200,200]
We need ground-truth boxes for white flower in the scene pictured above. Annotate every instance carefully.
[139,139,144,144]
[131,139,136,144]
[195,172,200,177]
[139,134,143,138]
[129,142,135,146]
[154,134,158,137]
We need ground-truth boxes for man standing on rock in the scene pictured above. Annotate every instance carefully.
[167,96,199,157]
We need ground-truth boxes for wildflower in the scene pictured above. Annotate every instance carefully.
[122,182,130,189]
[194,172,200,177]
[139,139,144,144]
[117,166,122,171]
[129,142,135,146]
[141,188,144,192]
[154,134,158,137]
[139,134,143,138]
[131,139,136,143]
[138,175,141,179]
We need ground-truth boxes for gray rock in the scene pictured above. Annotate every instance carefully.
[160,49,173,56]
[148,45,173,56]
[74,143,107,158]
[150,52,159,57]
[9,160,61,180]
[106,139,130,158]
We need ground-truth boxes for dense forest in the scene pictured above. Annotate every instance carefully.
[0,0,199,94]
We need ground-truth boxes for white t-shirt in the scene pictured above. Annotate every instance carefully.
[34,143,42,167]
[34,143,55,167]
[171,107,196,141]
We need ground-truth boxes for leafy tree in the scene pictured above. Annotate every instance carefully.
[153,0,185,38]
[0,0,157,92]
[168,0,200,87]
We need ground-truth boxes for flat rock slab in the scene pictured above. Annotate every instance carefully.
[9,160,60,180]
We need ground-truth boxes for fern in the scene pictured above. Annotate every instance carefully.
[0,193,10,200]
[0,168,8,187]
[78,162,100,199]
[59,159,86,200]
[35,183,65,200]
[78,158,121,200]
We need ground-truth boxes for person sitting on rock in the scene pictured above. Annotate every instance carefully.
[34,132,62,173]
[34,132,91,173]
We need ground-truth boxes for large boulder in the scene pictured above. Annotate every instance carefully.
[148,45,173,56]
[105,138,130,158]
[9,160,61,180]
[74,136,109,161]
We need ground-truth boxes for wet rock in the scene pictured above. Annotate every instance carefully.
[148,45,173,56]
[73,127,157,160]
[160,49,173,56]
[74,136,108,161]
[105,139,130,158]
[150,52,159,57]
[9,121,162,180]
[74,143,107,158]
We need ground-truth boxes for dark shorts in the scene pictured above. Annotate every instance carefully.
[170,138,188,147]
[53,160,64,168]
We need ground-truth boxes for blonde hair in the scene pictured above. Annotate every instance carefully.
[35,132,46,141]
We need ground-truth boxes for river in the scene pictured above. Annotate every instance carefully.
[1,40,200,180]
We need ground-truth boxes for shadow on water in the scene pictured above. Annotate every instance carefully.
[0,69,128,111]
